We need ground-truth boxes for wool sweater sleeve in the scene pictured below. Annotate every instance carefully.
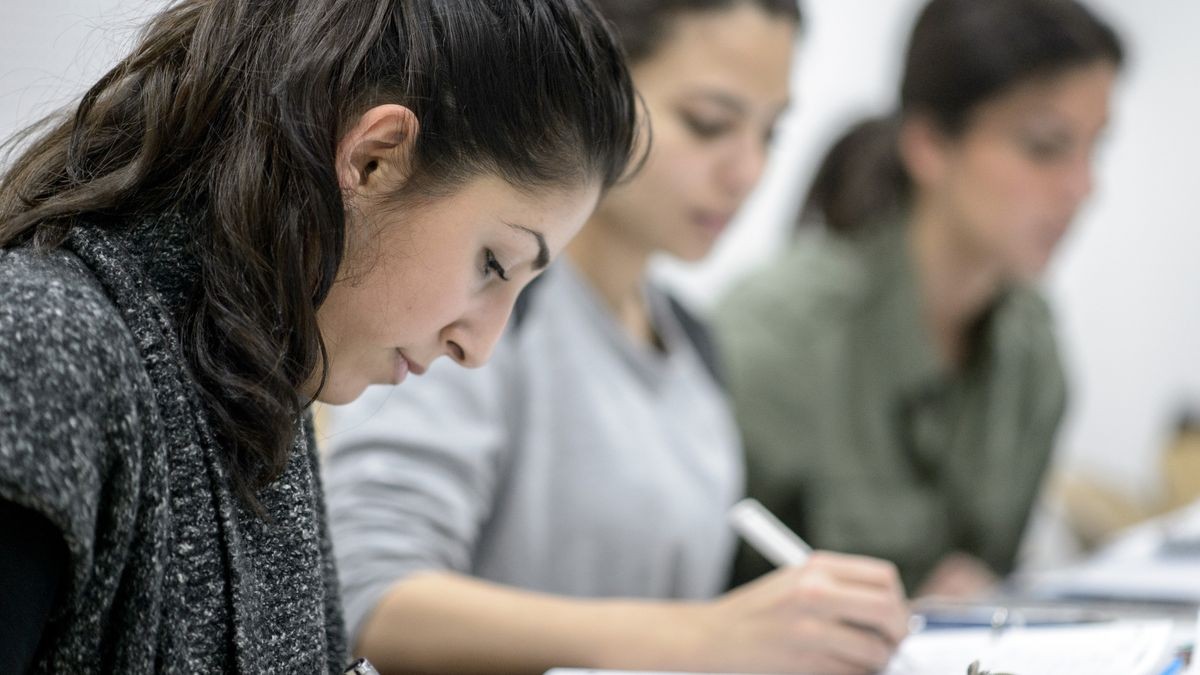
[0,252,149,629]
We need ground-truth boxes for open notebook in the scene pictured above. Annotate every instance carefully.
[545,619,1175,675]
[883,620,1174,675]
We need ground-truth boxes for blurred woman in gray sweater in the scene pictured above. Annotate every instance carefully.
[322,2,910,673]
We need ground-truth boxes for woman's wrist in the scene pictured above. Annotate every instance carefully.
[582,599,716,671]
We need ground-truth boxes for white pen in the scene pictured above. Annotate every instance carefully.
[728,497,813,567]
[729,497,922,657]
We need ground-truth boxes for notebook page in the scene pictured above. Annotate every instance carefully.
[883,620,1174,675]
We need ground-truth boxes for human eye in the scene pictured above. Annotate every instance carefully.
[680,110,734,140]
[1017,129,1072,163]
[482,248,509,281]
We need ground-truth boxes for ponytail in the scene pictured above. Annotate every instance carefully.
[799,116,909,235]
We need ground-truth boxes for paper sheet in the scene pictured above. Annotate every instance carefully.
[544,621,1176,675]
[1020,500,1200,603]
[883,620,1174,675]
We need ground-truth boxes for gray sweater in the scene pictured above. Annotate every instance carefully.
[0,217,347,673]
[322,261,743,644]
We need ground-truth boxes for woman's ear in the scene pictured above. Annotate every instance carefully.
[898,112,951,191]
[335,104,420,196]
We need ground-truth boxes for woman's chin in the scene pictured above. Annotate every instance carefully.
[312,376,368,407]
[667,240,718,265]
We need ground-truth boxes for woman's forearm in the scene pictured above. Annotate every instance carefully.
[356,571,707,674]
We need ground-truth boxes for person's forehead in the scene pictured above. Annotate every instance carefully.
[634,8,794,102]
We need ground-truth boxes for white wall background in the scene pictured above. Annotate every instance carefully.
[3,1,1198,503]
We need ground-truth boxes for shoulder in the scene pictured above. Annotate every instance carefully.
[722,234,872,321]
[2,245,113,314]
[0,247,150,527]
[998,283,1056,326]
[716,233,873,352]
[0,247,143,383]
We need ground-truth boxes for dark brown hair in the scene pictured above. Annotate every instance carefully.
[802,0,1124,234]
[0,0,641,504]
[592,0,802,64]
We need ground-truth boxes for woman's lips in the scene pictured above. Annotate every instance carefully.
[693,211,733,236]
[393,349,428,384]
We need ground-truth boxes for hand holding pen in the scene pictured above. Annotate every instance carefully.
[703,499,911,674]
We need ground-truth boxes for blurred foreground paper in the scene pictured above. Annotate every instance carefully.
[883,620,1173,675]
[1022,499,1200,603]
[544,621,1174,675]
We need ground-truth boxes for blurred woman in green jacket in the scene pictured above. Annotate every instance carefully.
[716,0,1124,597]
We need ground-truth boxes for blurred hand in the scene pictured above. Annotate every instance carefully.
[692,551,911,674]
[914,552,999,600]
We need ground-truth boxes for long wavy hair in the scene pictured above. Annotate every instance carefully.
[801,0,1124,234]
[0,0,641,505]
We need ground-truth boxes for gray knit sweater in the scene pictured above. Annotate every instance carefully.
[0,216,347,673]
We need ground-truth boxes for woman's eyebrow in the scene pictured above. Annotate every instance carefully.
[681,90,793,120]
[682,90,748,115]
[505,221,549,270]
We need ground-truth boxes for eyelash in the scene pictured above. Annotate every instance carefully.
[483,249,509,281]
[1026,141,1068,161]
[1018,133,1072,162]
[681,112,732,140]
[682,111,778,148]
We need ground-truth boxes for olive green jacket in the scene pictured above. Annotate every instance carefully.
[715,227,1066,590]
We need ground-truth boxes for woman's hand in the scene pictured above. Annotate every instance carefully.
[915,551,999,600]
[688,551,911,674]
